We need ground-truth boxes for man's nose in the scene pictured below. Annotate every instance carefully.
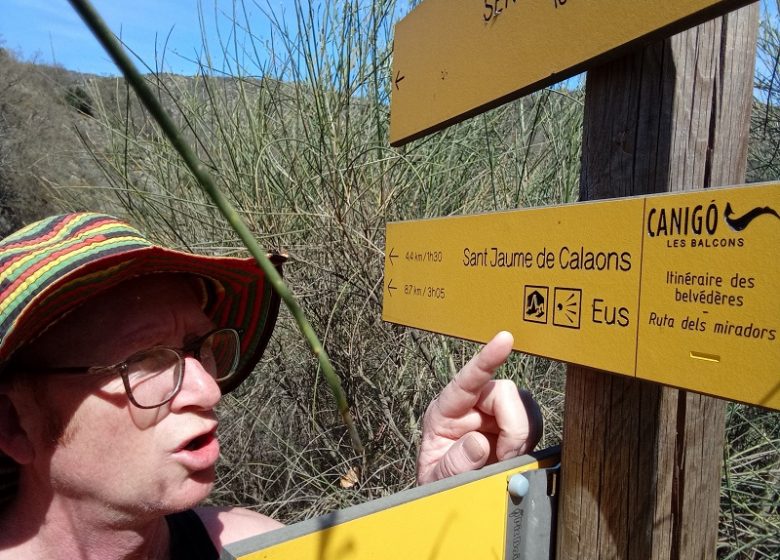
[170,355,222,410]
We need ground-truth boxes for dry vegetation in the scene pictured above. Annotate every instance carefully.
[0,0,778,556]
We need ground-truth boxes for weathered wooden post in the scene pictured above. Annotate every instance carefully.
[557,5,759,558]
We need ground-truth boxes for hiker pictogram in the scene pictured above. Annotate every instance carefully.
[523,286,548,324]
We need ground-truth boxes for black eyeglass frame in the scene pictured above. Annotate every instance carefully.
[25,327,243,409]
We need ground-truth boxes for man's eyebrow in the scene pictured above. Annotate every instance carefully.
[117,325,172,350]
[181,326,216,347]
[182,332,203,346]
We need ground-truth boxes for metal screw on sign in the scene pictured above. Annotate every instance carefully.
[508,473,530,499]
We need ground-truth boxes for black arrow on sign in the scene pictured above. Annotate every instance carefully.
[387,279,397,296]
[394,71,405,90]
[388,247,398,265]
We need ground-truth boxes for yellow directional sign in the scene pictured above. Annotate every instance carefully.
[382,183,780,410]
[224,448,560,560]
[390,0,753,146]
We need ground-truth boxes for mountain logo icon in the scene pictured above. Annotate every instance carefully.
[724,202,779,231]
[523,285,549,324]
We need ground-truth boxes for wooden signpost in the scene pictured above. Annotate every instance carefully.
[386,0,765,558]
[558,9,760,557]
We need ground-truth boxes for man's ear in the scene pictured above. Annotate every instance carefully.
[0,394,34,464]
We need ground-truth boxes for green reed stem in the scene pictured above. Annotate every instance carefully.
[67,0,363,455]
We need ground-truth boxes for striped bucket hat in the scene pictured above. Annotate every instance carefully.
[0,212,284,394]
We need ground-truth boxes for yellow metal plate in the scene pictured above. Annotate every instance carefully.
[382,184,780,409]
[390,0,751,146]
[227,449,559,560]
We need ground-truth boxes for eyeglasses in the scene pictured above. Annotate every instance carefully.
[34,328,242,409]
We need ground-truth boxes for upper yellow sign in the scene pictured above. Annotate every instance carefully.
[382,184,780,410]
[390,0,752,146]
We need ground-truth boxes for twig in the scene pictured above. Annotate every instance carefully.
[66,0,363,455]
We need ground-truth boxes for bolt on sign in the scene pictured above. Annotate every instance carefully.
[389,0,754,146]
[382,183,780,410]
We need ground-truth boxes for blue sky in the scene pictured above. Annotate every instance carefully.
[1,1,777,77]
[0,0,283,75]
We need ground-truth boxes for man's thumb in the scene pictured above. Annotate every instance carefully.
[431,432,490,482]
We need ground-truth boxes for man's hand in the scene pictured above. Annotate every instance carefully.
[416,332,543,485]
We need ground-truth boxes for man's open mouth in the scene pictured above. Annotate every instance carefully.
[184,431,214,451]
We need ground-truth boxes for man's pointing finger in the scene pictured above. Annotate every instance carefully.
[435,331,514,418]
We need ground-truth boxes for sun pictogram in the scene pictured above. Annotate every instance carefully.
[553,288,582,329]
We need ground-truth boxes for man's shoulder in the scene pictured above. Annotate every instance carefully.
[194,505,285,549]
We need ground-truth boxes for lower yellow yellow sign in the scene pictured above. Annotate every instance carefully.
[382,183,780,410]
[224,449,559,559]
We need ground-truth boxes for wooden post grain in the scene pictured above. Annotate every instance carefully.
[556,4,759,559]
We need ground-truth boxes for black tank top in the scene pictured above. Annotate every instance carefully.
[165,509,219,560]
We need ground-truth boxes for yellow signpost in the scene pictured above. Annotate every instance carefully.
[389,0,753,146]
[225,448,560,560]
[383,183,780,409]
[385,0,765,557]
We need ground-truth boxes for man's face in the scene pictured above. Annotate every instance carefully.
[12,274,224,520]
